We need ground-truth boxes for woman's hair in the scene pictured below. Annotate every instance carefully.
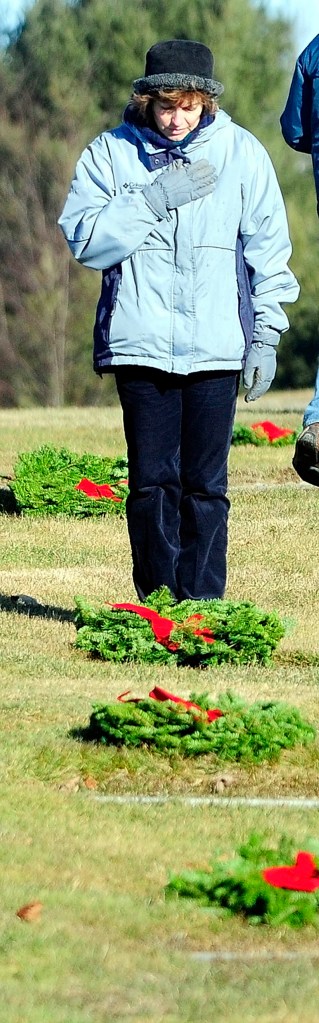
[130,88,218,127]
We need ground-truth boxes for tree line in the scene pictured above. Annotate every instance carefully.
[0,0,317,406]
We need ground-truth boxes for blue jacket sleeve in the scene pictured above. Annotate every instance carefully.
[280,56,312,153]
[57,135,162,270]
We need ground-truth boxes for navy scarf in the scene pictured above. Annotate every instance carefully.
[123,104,214,165]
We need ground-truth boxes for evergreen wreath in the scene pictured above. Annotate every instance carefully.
[8,445,128,516]
[232,421,298,446]
[166,832,319,927]
[74,586,286,667]
[76,690,315,763]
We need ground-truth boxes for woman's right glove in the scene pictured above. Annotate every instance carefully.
[143,159,217,219]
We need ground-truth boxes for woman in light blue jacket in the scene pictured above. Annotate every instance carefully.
[59,39,299,601]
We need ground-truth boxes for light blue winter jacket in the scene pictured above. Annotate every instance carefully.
[58,109,299,375]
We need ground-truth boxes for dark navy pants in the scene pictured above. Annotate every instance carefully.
[115,367,239,602]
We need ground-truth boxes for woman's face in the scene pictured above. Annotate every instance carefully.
[152,98,203,140]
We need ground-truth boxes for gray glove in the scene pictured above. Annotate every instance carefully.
[243,342,277,402]
[143,159,217,219]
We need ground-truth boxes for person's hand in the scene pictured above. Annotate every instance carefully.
[243,342,277,402]
[143,159,217,219]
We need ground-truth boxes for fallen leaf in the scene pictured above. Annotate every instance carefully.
[58,776,80,793]
[82,776,98,790]
[16,901,43,922]
[212,773,236,794]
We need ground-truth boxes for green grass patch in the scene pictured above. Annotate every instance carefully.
[1,793,319,1022]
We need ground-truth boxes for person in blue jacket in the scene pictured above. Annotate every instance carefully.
[281,34,319,485]
[59,39,299,601]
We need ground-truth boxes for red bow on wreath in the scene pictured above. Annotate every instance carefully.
[75,478,122,502]
[118,684,223,723]
[252,420,294,442]
[262,851,319,892]
[111,602,215,651]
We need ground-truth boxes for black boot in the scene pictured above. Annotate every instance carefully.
[292,423,319,485]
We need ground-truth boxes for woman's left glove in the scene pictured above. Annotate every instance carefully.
[243,340,278,402]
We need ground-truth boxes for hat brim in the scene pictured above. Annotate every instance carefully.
[132,72,224,97]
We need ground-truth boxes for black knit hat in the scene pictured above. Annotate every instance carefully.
[133,39,224,97]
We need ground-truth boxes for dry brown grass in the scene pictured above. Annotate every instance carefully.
[0,397,319,1021]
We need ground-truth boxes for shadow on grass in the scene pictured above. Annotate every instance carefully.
[0,485,20,514]
[69,724,97,742]
[0,592,75,623]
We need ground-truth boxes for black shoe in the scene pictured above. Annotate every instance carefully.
[292,423,319,485]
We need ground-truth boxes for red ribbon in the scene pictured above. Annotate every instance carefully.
[252,420,293,442]
[148,685,223,721]
[111,602,214,651]
[118,684,223,722]
[262,851,319,892]
[75,478,122,502]
[185,613,215,644]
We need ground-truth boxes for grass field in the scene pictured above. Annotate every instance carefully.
[0,392,319,1022]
